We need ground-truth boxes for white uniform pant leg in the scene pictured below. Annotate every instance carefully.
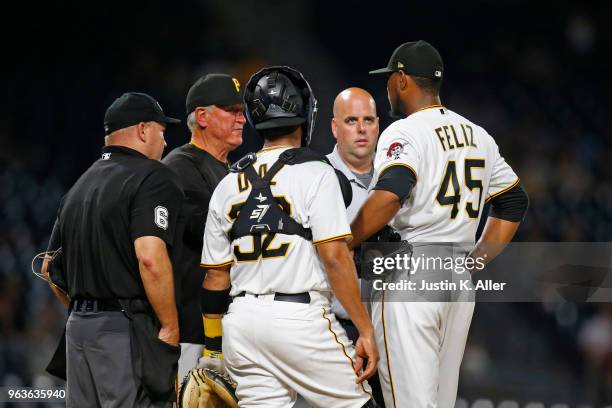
[372,299,447,408]
[371,300,391,408]
[222,302,296,408]
[177,343,204,382]
[436,302,475,408]
[222,297,372,408]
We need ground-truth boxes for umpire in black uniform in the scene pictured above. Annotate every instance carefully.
[162,74,244,379]
[43,92,184,407]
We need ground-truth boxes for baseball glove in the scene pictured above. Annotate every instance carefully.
[178,368,239,408]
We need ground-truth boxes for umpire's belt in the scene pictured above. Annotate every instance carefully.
[234,292,311,304]
[70,298,123,312]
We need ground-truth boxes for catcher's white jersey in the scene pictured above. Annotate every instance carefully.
[374,105,518,243]
[201,146,352,296]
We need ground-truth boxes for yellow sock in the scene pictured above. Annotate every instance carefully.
[203,316,223,358]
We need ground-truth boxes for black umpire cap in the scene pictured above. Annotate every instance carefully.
[369,40,444,80]
[185,74,243,114]
[104,92,180,135]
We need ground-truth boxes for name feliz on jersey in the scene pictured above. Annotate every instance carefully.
[434,124,477,152]
[383,120,484,221]
[383,123,477,161]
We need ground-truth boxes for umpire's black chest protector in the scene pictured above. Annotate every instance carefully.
[229,148,352,242]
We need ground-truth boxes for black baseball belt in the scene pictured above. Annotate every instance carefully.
[70,298,123,312]
[234,292,311,304]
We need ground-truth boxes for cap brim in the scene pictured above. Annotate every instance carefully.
[254,116,305,130]
[369,67,394,75]
[187,93,244,114]
[162,117,181,125]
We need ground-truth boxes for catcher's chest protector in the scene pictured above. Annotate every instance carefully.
[229,154,312,242]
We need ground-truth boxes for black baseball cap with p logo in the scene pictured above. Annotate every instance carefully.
[104,92,181,135]
[185,74,244,114]
[369,40,444,80]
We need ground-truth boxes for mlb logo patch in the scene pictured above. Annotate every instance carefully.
[435,70,442,78]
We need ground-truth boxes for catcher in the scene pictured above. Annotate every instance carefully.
[198,66,378,407]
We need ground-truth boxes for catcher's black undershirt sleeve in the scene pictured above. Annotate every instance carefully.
[373,165,417,204]
[489,184,529,222]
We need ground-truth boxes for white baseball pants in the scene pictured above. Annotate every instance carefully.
[222,292,372,407]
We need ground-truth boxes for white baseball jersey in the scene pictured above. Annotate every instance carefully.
[201,145,372,407]
[373,105,519,243]
[201,146,352,296]
[372,104,519,408]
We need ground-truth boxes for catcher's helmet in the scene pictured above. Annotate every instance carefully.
[244,66,317,146]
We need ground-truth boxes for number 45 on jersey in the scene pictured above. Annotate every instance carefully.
[436,159,485,219]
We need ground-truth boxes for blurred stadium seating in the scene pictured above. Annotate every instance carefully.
[1,0,610,405]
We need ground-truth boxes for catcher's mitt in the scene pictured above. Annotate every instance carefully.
[178,368,239,408]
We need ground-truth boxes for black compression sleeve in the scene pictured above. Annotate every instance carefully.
[201,287,231,314]
[373,165,417,203]
[489,184,529,222]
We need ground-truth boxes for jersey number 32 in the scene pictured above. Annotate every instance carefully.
[228,199,292,262]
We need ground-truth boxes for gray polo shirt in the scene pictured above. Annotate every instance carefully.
[326,145,373,222]
[326,144,374,320]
